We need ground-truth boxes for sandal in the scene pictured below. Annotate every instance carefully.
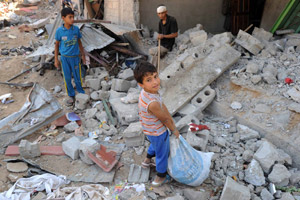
[141,159,156,168]
[151,175,172,187]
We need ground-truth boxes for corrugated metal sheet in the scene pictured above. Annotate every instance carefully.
[81,24,115,52]
[101,22,139,35]
[28,16,114,57]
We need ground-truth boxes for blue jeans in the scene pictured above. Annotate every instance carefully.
[146,130,170,177]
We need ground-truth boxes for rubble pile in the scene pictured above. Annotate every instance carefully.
[2,2,300,198]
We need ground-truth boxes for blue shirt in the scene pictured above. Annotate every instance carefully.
[55,24,82,56]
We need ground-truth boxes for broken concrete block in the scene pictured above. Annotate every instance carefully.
[101,80,111,91]
[246,62,259,74]
[279,193,294,200]
[183,188,210,200]
[85,78,101,91]
[63,121,79,132]
[261,188,274,200]
[79,138,100,165]
[237,124,260,141]
[206,32,233,50]
[128,164,150,183]
[186,129,209,151]
[19,140,41,158]
[163,44,240,115]
[254,141,279,173]
[214,137,227,147]
[228,119,237,133]
[123,122,145,147]
[191,85,216,111]
[244,159,265,186]
[90,90,110,101]
[118,68,134,81]
[252,27,273,42]
[220,176,251,200]
[75,93,90,110]
[111,78,131,92]
[235,30,264,55]
[85,108,97,119]
[84,118,99,130]
[62,136,81,160]
[109,91,126,100]
[175,114,199,133]
[251,75,262,84]
[189,30,207,46]
[242,150,254,162]
[287,86,300,103]
[110,98,139,125]
[120,92,139,104]
[103,125,118,136]
[268,164,291,186]
[277,149,292,166]
[262,72,277,84]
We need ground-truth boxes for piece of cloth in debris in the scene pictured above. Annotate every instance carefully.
[48,184,112,200]
[147,130,170,177]
[0,173,69,200]
[61,56,85,97]
[158,14,178,51]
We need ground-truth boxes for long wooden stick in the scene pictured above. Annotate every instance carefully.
[157,38,161,73]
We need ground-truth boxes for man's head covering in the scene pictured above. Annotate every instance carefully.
[157,5,167,13]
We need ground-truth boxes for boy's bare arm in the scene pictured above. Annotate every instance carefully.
[78,39,86,64]
[148,102,180,138]
[54,41,60,68]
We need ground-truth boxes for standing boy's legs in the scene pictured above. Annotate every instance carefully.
[147,130,170,178]
[70,56,85,94]
[61,56,76,97]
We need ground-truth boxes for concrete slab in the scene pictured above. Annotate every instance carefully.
[128,164,150,183]
[162,44,240,115]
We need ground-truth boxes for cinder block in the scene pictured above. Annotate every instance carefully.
[85,78,101,91]
[110,98,138,125]
[118,68,134,81]
[128,164,150,183]
[175,115,199,133]
[79,138,100,165]
[75,93,90,110]
[62,137,81,160]
[235,30,264,55]
[90,90,110,101]
[111,78,131,92]
[186,130,209,151]
[19,140,41,158]
[191,85,216,111]
[123,122,145,147]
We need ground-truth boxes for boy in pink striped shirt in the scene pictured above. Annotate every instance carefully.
[134,61,179,186]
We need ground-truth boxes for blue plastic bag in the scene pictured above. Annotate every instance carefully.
[167,135,214,186]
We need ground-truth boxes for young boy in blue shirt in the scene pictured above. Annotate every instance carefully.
[134,60,179,186]
[54,7,86,106]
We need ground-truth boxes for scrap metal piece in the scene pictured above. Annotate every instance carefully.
[0,83,64,152]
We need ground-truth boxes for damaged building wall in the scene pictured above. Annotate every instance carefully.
[139,0,226,33]
[104,0,139,28]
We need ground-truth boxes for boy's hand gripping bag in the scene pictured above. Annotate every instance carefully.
[167,135,214,186]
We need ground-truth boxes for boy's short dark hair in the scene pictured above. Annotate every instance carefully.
[61,7,74,17]
[134,60,157,84]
